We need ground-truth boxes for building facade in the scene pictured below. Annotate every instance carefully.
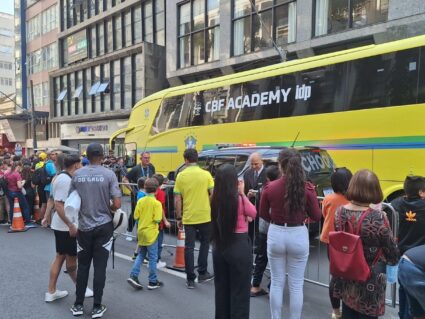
[166,0,425,84]
[0,13,15,96]
[13,0,61,153]
[49,0,167,153]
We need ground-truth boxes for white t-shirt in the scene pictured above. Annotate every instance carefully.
[51,172,77,231]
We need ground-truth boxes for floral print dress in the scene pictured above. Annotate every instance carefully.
[331,207,399,317]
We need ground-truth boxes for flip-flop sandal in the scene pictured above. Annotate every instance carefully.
[250,288,268,297]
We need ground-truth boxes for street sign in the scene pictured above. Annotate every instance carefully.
[15,143,22,156]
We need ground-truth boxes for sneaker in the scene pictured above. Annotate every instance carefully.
[85,287,94,298]
[45,290,69,302]
[186,280,195,289]
[143,258,149,264]
[127,276,143,289]
[147,281,163,290]
[198,272,214,283]
[91,304,107,319]
[157,260,166,268]
[132,252,138,260]
[70,304,84,316]
[125,236,133,241]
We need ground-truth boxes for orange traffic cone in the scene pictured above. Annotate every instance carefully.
[172,227,186,270]
[8,198,27,233]
[33,193,41,222]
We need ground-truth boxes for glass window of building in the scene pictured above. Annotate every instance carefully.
[91,26,97,58]
[124,10,132,47]
[113,59,121,110]
[233,0,296,56]
[134,5,142,44]
[178,0,220,68]
[93,65,101,113]
[106,19,113,53]
[114,15,123,50]
[101,63,111,112]
[123,56,132,109]
[144,1,154,43]
[134,53,144,102]
[155,0,165,45]
[314,0,389,36]
[98,23,105,56]
[85,68,91,114]
[69,72,75,115]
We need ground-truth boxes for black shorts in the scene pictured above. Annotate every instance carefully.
[54,230,77,256]
[38,187,47,204]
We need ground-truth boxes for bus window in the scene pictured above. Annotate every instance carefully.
[124,143,137,167]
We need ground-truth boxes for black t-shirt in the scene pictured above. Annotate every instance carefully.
[405,244,425,271]
[126,163,156,184]
[391,196,425,254]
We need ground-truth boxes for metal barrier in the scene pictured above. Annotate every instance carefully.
[117,181,399,308]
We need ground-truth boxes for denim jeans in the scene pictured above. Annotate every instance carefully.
[130,239,158,283]
[7,191,30,223]
[267,224,309,319]
[398,257,425,317]
[185,222,211,281]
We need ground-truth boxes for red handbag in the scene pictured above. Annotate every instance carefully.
[329,208,381,282]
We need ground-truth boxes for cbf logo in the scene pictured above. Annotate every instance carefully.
[184,135,197,149]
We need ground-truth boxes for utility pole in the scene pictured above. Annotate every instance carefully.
[30,80,37,151]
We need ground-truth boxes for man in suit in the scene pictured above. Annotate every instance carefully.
[244,152,267,243]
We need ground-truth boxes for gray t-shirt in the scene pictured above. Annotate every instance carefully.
[70,164,121,231]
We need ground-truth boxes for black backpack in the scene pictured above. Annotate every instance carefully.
[32,165,53,186]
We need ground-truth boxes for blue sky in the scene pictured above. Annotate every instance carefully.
[1,0,14,15]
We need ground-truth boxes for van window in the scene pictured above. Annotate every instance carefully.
[299,149,334,175]
[211,155,236,177]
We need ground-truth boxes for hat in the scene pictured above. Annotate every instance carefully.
[112,209,128,234]
[82,157,90,166]
[38,152,47,160]
[86,143,104,157]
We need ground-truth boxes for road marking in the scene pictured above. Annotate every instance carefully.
[113,252,187,279]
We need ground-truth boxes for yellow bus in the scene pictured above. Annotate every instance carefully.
[110,34,425,201]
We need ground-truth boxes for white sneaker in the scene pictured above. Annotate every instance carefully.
[45,290,69,302]
[85,287,94,298]
[125,232,133,241]
[157,261,166,268]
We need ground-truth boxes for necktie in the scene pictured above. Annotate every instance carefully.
[254,170,258,184]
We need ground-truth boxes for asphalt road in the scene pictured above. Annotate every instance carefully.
[0,220,400,319]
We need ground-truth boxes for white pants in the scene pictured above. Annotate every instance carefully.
[267,224,309,319]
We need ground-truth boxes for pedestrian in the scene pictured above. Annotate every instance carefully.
[398,244,425,319]
[331,169,399,319]
[244,152,267,243]
[250,164,281,297]
[127,178,163,290]
[21,165,36,221]
[5,161,31,224]
[131,177,147,260]
[70,143,121,318]
[211,164,257,319]
[174,148,214,289]
[0,160,9,224]
[42,154,94,302]
[152,173,171,268]
[320,167,353,319]
[44,150,58,199]
[390,175,425,319]
[35,152,48,220]
[123,152,156,240]
[259,148,322,319]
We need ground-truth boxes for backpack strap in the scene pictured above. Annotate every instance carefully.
[356,208,383,268]
[59,171,72,179]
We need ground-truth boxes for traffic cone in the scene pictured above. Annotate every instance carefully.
[171,227,186,270]
[33,193,41,222]
[8,198,28,233]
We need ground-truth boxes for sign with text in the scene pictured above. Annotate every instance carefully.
[67,29,88,64]
[61,120,128,140]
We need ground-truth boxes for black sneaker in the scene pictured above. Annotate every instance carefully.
[127,276,143,289]
[91,304,107,319]
[70,304,84,316]
[186,280,195,289]
[198,272,214,283]
[147,281,163,290]
[132,252,138,261]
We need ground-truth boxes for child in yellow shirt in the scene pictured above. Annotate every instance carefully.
[127,178,163,290]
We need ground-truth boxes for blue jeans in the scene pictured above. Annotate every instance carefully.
[130,239,158,283]
[398,257,425,317]
[7,191,30,223]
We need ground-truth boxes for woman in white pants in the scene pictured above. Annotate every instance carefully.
[260,149,322,319]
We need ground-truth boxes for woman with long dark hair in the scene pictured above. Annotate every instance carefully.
[260,148,321,319]
[21,165,36,221]
[211,164,257,319]
[5,161,31,223]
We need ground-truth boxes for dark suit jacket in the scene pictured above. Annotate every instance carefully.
[244,167,267,205]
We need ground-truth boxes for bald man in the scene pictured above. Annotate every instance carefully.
[243,152,267,241]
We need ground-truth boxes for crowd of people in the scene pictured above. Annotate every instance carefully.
[3,145,425,319]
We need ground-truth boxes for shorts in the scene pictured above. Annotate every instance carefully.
[38,187,47,204]
[54,230,77,256]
